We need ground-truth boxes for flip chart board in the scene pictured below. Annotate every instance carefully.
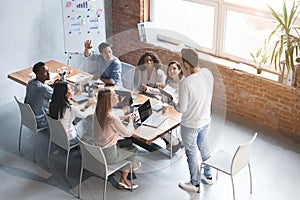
[61,0,106,53]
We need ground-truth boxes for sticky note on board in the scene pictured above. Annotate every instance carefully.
[97,9,102,14]
[82,16,87,24]
[66,2,72,7]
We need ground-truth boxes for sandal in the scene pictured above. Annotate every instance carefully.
[133,162,142,171]
[118,182,139,190]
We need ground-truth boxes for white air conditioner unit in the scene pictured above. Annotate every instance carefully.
[137,22,156,43]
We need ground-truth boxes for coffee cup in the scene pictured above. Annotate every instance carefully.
[162,103,169,113]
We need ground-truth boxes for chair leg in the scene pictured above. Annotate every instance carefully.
[18,125,23,151]
[66,150,70,179]
[130,162,133,192]
[230,176,235,200]
[78,167,83,199]
[199,163,203,193]
[47,141,51,168]
[248,163,253,194]
[33,133,38,163]
[103,178,107,200]
[169,131,173,159]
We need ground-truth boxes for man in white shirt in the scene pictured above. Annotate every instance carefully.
[173,48,214,192]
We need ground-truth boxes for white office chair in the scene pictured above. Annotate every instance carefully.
[200,132,258,200]
[77,138,134,200]
[45,115,79,179]
[14,96,48,163]
[121,62,136,91]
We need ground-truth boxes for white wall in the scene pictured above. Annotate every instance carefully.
[0,0,69,106]
[0,0,112,107]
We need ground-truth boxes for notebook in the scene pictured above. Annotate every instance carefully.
[114,90,133,108]
[72,94,89,104]
[138,99,167,128]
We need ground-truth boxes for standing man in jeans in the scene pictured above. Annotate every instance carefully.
[173,48,214,192]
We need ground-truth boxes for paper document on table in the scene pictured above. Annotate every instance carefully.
[159,85,178,101]
[152,101,163,112]
[67,73,93,83]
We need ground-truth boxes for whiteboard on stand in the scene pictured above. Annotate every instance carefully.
[61,0,106,54]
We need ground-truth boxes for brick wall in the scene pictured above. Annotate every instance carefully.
[111,0,143,35]
[111,0,300,140]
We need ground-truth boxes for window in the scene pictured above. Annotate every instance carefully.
[151,0,299,72]
[151,0,216,52]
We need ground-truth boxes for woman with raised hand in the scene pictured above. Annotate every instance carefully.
[93,87,141,190]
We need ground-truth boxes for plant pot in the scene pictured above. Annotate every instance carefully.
[257,68,262,74]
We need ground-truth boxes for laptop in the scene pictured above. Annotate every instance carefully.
[137,99,167,128]
[114,90,134,108]
[72,94,89,104]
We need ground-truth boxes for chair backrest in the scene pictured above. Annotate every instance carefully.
[45,115,69,150]
[121,62,136,90]
[77,138,107,178]
[14,96,38,131]
[231,132,258,176]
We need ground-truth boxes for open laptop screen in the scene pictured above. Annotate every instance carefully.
[138,99,152,123]
[114,90,133,108]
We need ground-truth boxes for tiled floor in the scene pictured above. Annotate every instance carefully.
[1,100,300,200]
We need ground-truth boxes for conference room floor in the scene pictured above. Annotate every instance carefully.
[1,100,299,200]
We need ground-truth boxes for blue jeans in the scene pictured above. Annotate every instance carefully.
[181,124,212,186]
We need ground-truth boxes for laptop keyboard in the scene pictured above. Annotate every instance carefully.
[142,112,167,128]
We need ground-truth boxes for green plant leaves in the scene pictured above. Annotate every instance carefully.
[268,0,300,72]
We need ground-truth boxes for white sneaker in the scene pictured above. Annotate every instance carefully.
[201,176,213,185]
[178,181,199,193]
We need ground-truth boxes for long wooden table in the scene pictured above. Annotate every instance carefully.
[8,60,182,158]
[7,60,85,86]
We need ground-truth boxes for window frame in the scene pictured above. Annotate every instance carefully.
[150,0,299,74]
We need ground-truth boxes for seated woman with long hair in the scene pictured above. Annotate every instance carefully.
[49,82,94,140]
[93,87,141,190]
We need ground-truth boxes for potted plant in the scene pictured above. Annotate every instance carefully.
[268,0,300,86]
[250,39,269,74]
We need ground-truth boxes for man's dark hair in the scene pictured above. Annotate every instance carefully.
[32,62,45,75]
[98,42,111,53]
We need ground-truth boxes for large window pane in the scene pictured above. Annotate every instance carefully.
[223,10,276,62]
[152,0,215,50]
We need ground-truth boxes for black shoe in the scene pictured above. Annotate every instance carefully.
[127,172,137,180]
[167,141,183,152]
